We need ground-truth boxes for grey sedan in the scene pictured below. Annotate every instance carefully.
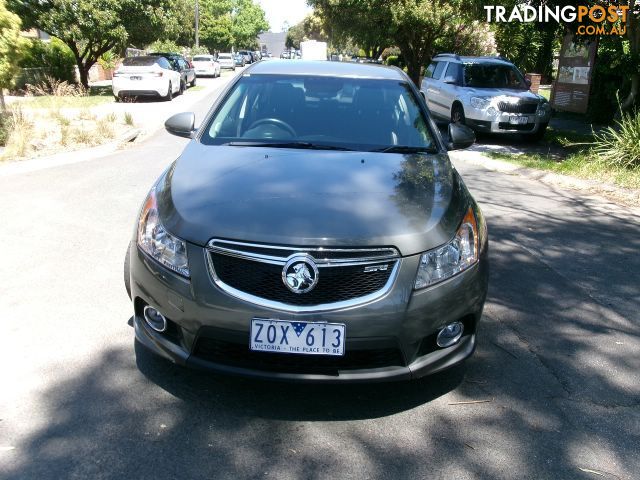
[125,60,489,382]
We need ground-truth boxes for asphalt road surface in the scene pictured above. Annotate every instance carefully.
[1,87,638,479]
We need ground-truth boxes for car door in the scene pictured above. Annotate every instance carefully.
[438,62,463,121]
[421,61,448,119]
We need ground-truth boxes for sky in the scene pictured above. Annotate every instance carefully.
[256,0,313,32]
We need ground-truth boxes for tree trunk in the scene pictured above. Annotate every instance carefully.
[406,60,421,87]
[78,64,90,89]
[0,88,6,112]
[620,0,639,112]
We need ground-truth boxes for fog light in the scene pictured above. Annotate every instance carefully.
[437,322,464,348]
[143,305,167,332]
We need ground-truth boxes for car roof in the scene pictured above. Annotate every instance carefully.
[433,54,514,65]
[246,60,406,80]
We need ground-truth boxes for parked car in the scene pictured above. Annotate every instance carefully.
[420,54,551,140]
[234,53,245,67]
[192,54,222,76]
[149,52,196,89]
[238,50,253,64]
[216,53,236,71]
[112,55,182,101]
[126,60,488,382]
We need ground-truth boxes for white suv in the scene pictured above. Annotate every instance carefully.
[420,54,551,141]
[112,56,182,101]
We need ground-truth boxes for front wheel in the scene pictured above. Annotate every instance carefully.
[451,104,466,124]
[525,122,548,142]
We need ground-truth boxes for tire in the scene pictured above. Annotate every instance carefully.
[164,81,173,101]
[124,242,131,300]
[525,122,548,142]
[190,76,196,87]
[178,80,185,96]
[114,95,121,103]
[451,103,466,124]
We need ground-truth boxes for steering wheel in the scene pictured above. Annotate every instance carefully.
[247,118,297,137]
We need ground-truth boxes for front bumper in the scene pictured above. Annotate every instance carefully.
[129,238,488,383]
[466,109,551,134]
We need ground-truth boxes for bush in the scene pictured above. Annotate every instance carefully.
[0,112,10,146]
[17,38,76,88]
[147,40,182,54]
[386,55,403,68]
[592,110,640,169]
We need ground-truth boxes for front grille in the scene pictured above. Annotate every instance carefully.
[193,337,405,374]
[498,122,536,131]
[210,252,395,306]
[206,240,400,309]
[497,102,538,114]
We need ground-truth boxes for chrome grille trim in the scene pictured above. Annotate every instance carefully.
[204,239,402,313]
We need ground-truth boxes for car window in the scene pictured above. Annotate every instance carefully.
[193,56,212,61]
[202,74,435,152]
[156,57,171,69]
[432,62,447,80]
[444,62,460,82]
[122,56,158,67]
[464,63,527,89]
[424,62,437,78]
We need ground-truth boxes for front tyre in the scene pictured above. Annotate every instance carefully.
[525,122,548,142]
[451,103,466,124]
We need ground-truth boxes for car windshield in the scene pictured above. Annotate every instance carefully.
[122,56,159,67]
[193,56,212,61]
[464,63,527,89]
[201,74,435,152]
[219,54,232,59]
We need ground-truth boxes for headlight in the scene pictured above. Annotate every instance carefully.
[470,97,491,109]
[537,101,550,117]
[137,189,190,277]
[414,207,478,289]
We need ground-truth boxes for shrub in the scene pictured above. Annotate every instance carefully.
[0,112,10,146]
[592,110,640,169]
[17,38,76,88]
[386,55,402,67]
[25,75,86,97]
[147,40,182,54]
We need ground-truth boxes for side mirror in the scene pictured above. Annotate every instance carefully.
[443,75,457,85]
[165,112,195,138]
[447,123,475,150]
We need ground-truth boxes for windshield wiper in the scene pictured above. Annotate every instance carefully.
[225,141,354,151]
[371,145,437,154]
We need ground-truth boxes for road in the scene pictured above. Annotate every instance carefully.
[1,84,638,479]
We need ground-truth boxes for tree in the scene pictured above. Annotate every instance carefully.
[232,0,268,49]
[199,0,234,51]
[0,0,24,110]
[311,0,473,85]
[9,0,173,87]
[618,0,640,112]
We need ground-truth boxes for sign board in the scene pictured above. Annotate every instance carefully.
[551,33,598,114]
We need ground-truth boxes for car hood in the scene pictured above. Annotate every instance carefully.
[463,88,542,102]
[157,143,469,256]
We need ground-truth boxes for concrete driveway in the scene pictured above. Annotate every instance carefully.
[0,87,638,479]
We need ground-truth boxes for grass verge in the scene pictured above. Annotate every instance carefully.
[486,151,640,191]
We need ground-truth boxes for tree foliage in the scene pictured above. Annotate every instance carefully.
[198,0,267,51]
[311,0,474,85]
[286,12,330,50]
[9,0,173,87]
[0,0,24,104]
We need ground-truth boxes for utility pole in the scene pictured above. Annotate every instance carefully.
[195,0,199,48]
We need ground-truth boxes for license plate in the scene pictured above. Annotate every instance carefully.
[130,76,142,81]
[250,318,346,356]
[509,116,528,125]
